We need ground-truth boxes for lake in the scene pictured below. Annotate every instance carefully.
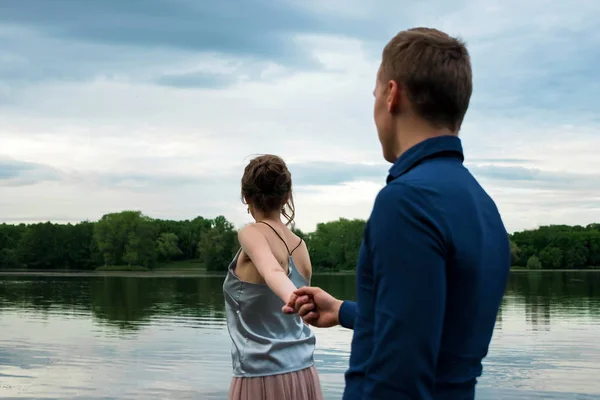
[1,271,599,399]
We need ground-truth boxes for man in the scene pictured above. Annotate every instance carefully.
[285,28,510,399]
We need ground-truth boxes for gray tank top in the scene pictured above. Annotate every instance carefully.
[222,222,316,377]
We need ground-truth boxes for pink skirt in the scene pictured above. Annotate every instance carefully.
[228,365,324,400]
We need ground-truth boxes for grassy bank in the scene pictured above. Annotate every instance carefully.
[3,265,599,275]
[94,260,206,272]
[313,270,356,276]
[511,266,600,271]
[93,262,353,274]
[96,265,149,272]
[154,260,206,271]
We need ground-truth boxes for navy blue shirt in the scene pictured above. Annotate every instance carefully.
[338,136,510,400]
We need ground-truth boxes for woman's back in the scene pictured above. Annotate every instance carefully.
[234,221,311,285]
[223,221,316,377]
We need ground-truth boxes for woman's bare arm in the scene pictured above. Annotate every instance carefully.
[238,225,297,305]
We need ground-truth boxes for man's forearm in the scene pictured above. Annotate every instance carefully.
[338,300,357,329]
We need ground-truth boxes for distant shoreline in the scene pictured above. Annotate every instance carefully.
[0,268,599,278]
[0,270,224,277]
[510,267,600,272]
[0,270,358,277]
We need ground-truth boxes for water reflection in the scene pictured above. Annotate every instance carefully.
[504,272,600,332]
[0,272,599,399]
[2,272,598,332]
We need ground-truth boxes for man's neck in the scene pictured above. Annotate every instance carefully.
[393,119,456,159]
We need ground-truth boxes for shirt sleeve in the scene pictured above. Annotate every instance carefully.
[363,182,448,399]
[338,300,357,329]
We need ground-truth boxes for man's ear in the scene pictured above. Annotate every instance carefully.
[387,80,401,114]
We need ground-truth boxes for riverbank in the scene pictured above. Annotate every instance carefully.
[0,269,358,278]
[95,260,206,272]
[0,270,225,278]
[0,260,211,277]
[1,268,599,278]
[511,266,600,271]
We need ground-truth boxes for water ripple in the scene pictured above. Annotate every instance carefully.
[1,273,599,399]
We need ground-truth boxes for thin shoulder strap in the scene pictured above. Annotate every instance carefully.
[290,237,303,255]
[256,221,291,255]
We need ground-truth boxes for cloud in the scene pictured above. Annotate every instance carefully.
[0,0,375,90]
[0,0,599,233]
[0,0,332,57]
[0,156,385,199]
[0,158,61,187]
[289,162,385,186]
[469,165,600,191]
[155,72,239,90]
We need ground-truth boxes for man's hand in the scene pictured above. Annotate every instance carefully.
[283,286,343,328]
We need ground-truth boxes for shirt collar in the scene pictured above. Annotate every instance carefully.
[387,135,464,183]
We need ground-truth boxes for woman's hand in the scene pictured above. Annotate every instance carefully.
[283,286,342,328]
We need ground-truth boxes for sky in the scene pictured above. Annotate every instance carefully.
[1,0,599,233]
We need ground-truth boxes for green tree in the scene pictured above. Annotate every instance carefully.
[157,232,183,262]
[588,234,600,267]
[306,218,366,271]
[526,255,542,269]
[538,247,563,269]
[0,223,25,269]
[198,216,238,271]
[511,224,600,270]
[62,221,97,270]
[94,211,156,267]
[16,222,64,269]
[509,240,520,266]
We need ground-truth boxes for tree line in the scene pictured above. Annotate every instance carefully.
[510,224,600,269]
[0,211,599,271]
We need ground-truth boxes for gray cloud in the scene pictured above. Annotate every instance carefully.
[0,0,380,90]
[1,0,598,111]
[0,0,351,58]
[294,160,600,193]
[84,172,211,190]
[0,157,382,201]
[469,158,534,165]
[289,161,386,186]
[155,71,239,89]
[0,156,223,190]
[291,160,600,194]
[85,161,387,191]
[469,25,600,119]
[469,164,600,191]
[0,158,61,186]
[5,156,600,194]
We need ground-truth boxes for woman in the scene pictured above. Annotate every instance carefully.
[223,154,323,400]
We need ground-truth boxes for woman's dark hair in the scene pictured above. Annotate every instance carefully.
[241,154,295,226]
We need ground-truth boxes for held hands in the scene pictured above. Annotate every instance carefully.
[281,286,342,328]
